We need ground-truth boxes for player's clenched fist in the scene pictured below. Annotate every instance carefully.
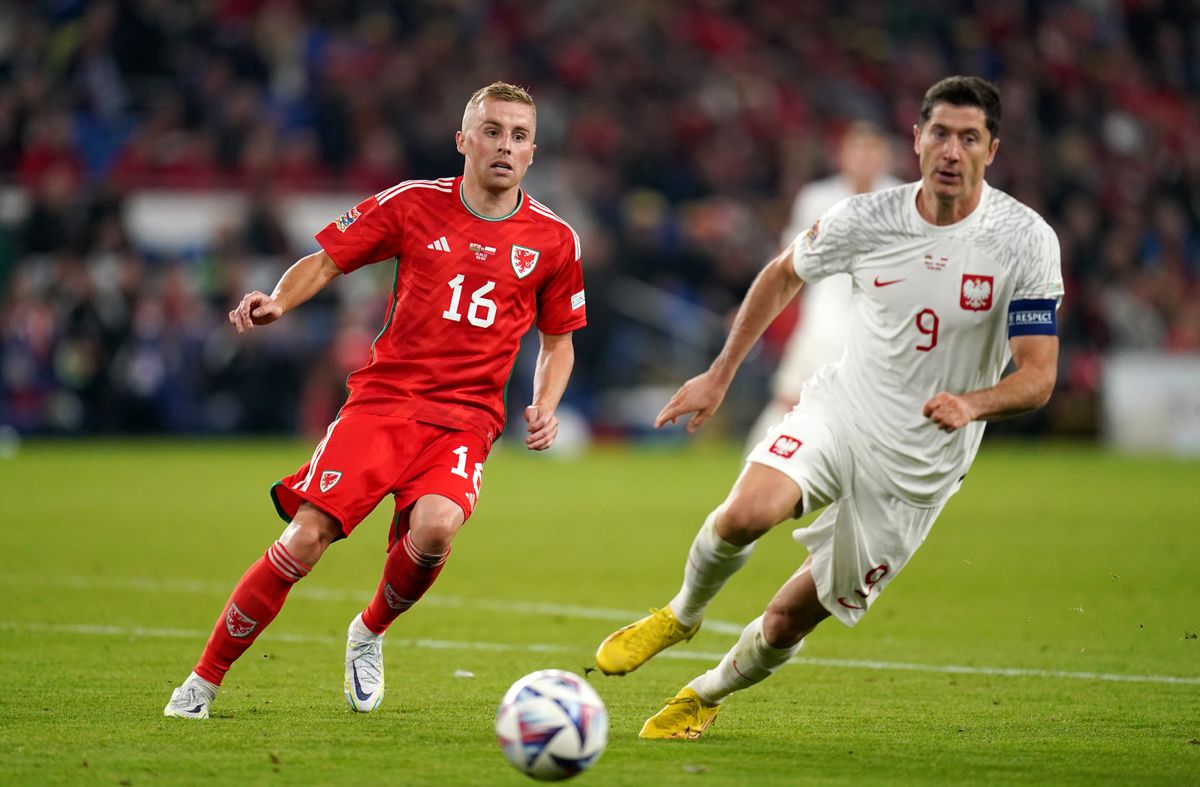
[229,291,283,334]
[524,406,559,451]
[923,392,974,433]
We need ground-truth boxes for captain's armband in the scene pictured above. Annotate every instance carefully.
[1007,299,1057,337]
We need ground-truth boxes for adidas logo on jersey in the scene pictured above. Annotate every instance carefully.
[427,236,451,252]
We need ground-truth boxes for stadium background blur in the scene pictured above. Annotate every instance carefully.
[2,0,1198,447]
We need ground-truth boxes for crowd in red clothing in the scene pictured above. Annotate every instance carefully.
[2,0,1198,436]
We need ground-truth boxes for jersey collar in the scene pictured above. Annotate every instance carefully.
[908,180,990,234]
[458,178,524,222]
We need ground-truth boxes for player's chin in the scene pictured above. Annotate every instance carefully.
[486,169,518,187]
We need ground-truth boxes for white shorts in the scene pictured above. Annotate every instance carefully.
[747,400,956,627]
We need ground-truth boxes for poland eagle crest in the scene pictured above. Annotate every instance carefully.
[960,274,994,311]
[769,435,802,458]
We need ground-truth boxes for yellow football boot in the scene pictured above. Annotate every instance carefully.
[595,607,701,676]
[638,687,721,739]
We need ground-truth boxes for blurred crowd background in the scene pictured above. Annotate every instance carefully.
[2,0,1199,444]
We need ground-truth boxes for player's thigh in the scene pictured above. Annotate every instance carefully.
[717,463,805,544]
[743,402,845,521]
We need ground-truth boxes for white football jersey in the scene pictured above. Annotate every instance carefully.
[791,181,1063,505]
[773,173,904,399]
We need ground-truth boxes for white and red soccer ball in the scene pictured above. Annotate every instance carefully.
[495,669,608,781]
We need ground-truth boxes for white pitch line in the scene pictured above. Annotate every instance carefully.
[0,573,743,636]
[2,620,1198,686]
[0,621,572,654]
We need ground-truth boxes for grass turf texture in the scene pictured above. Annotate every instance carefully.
[1,438,1197,786]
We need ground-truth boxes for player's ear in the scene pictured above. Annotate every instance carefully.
[455,130,465,155]
[985,136,999,166]
[912,124,921,155]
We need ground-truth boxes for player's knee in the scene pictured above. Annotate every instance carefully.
[408,501,464,554]
[281,505,341,564]
[763,594,828,648]
[409,518,459,553]
[762,600,813,649]
[716,496,788,544]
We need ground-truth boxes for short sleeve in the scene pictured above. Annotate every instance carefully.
[1012,220,1065,304]
[535,237,587,335]
[315,195,403,274]
[791,197,862,285]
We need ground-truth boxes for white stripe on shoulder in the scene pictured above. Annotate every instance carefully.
[376,179,453,204]
[527,198,582,262]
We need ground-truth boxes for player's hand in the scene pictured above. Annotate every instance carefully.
[923,392,975,433]
[229,291,284,334]
[524,406,558,451]
[655,370,730,433]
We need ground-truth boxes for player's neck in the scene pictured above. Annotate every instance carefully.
[915,184,983,226]
[460,179,522,219]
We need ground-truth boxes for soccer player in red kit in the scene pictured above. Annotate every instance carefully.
[164,82,586,718]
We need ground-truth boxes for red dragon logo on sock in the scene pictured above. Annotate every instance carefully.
[225,601,258,638]
[383,582,415,612]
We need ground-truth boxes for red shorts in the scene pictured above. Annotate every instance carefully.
[271,413,490,543]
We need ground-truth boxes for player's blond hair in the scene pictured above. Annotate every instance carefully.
[462,82,536,130]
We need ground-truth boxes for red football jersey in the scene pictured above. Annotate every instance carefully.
[315,176,587,443]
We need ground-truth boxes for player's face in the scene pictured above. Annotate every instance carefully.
[456,99,537,194]
[913,104,998,203]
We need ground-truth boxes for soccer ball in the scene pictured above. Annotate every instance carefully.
[495,669,608,781]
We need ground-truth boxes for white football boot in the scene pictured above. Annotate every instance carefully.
[344,613,385,712]
[163,672,219,719]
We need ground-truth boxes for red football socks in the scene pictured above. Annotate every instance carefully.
[361,532,450,635]
[194,541,312,685]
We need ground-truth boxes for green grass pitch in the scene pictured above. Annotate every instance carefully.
[1,438,1197,785]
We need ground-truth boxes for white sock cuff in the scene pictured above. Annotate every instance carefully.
[186,671,219,693]
[749,615,803,666]
[700,512,753,559]
[350,612,382,641]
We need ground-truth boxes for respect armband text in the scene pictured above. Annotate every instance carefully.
[1007,299,1058,336]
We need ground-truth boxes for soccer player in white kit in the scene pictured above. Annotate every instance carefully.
[595,76,1064,739]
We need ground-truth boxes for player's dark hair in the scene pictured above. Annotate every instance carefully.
[919,76,1001,140]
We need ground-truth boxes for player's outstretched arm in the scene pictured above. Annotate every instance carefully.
[228,250,342,334]
[525,331,575,451]
[656,247,805,432]
[923,334,1058,432]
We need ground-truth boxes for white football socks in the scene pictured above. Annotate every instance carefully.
[349,612,382,642]
[688,615,802,703]
[185,671,219,696]
[667,512,755,628]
